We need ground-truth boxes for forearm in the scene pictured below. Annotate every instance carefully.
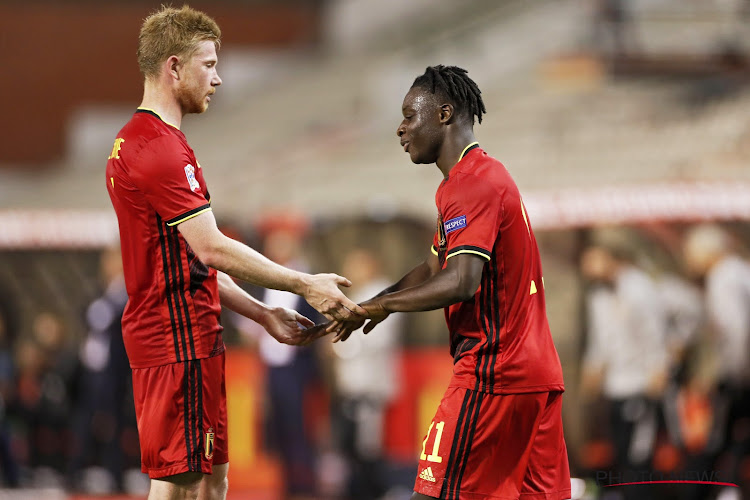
[376,267,472,313]
[376,261,434,298]
[217,271,271,324]
[209,236,308,295]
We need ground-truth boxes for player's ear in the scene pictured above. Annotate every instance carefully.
[167,55,181,80]
[439,103,454,124]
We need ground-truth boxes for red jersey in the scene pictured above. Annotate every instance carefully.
[106,108,224,369]
[431,143,564,394]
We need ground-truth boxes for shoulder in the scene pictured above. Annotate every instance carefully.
[121,114,185,157]
[449,157,516,201]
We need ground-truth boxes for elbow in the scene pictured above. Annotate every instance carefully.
[454,275,481,303]
[192,241,224,270]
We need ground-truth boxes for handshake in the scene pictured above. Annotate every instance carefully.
[261,272,391,347]
[301,296,390,345]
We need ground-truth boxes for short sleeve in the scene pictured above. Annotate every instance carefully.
[130,135,212,226]
[441,173,501,261]
[431,231,439,256]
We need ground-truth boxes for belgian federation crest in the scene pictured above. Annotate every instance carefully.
[437,213,447,251]
[205,427,215,459]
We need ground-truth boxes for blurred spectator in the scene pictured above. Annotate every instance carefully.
[590,0,637,59]
[0,288,20,487]
[326,248,403,500]
[15,312,77,484]
[233,215,323,500]
[683,224,750,497]
[580,245,668,499]
[68,245,134,494]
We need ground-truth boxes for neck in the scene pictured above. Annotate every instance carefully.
[436,128,477,178]
[140,78,182,129]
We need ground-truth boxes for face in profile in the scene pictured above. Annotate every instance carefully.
[397,87,445,164]
[176,40,222,115]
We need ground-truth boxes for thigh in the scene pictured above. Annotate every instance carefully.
[133,353,228,479]
[521,392,571,500]
[413,387,548,500]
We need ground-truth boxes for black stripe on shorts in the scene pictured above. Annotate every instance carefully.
[441,388,482,500]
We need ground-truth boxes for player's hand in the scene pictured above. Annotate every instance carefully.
[330,299,389,342]
[330,316,366,343]
[262,307,317,346]
[298,322,337,345]
[302,273,367,322]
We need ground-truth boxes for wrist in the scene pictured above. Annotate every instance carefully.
[291,272,310,296]
[377,295,394,314]
[256,304,274,328]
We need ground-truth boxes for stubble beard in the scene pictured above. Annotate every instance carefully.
[177,81,208,115]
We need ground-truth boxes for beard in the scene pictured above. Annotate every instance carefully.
[176,80,209,115]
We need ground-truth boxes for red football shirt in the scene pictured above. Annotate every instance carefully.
[106,108,224,368]
[431,143,564,394]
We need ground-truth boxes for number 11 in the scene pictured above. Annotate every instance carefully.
[420,421,445,463]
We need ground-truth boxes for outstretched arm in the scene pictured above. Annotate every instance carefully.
[217,271,315,345]
[373,253,483,313]
[332,253,485,341]
[376,252,442,297]
[178,211,366,321]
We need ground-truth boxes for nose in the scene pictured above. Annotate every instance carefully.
[396,122,405,137]
[213,71,222,87]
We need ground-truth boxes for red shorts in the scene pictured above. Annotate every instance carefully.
[132,352,228,479]
[414,387,570,500]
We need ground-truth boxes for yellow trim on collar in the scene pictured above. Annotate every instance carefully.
[137,107,180,130]
[459,141,479,161]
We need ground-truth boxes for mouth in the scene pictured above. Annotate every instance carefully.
[401,141,409,152]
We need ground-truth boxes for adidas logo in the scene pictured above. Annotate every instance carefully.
[419,466,436,483]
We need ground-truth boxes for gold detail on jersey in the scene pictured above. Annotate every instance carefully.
[431,245,439,256]
[542,277,545,289]
[108,138,125,159]
[446,249,491,261]
[110,177,115,188]
[530,280,537,295]
[419,466,436,482]
[165,207,213,227]
[137,107,179,129]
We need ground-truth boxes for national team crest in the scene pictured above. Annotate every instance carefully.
[184,164,200,192]
[437,213,447,251]
[205,427,215,459]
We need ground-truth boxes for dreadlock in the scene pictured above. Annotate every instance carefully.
[411,65,487,124]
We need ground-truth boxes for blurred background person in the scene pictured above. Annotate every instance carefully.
[0,287,20,488]
[67,245,134,494]
[589,0,638,60]
[579,244,668,500]
[14,312,78,487]
[683,224,750,499]
[233,214,324,500]
[325,247,403,500]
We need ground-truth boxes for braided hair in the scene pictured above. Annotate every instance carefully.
[411,65,486,124]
